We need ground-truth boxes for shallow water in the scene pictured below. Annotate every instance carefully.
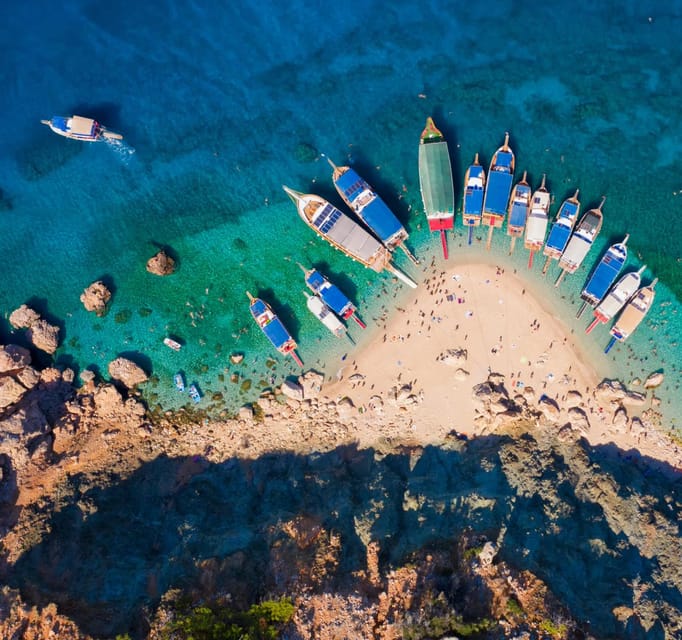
[1,0,680,424]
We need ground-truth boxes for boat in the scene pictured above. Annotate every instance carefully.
[163,337,182,351]
[482,133,515,250]
[523,174,551,267]
[462,153,486,245]
[585,265,646,334]
[418,117,455,258]
[604,279,658,353]
[541,189,581,274]
[327,158,418,264]
[188,383,202,403]
[40,115,123,142]
[174,372,185,392]
[299,264,366,328]
[304,292,347,338]
[247,291,303,366]
[576,235,629,318]
[283,186,417,288]
[555,197,605,287]
[506,171,531,254]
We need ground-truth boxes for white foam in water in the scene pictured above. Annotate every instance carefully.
[104,137,136,163]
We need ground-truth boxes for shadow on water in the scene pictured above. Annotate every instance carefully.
[4,435,681,639]
[70,102,123,131]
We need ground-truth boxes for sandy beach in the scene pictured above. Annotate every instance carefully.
[324,261,682,469]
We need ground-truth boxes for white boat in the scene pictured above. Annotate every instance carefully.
[605,279,658,353]
[304,293,347,338]
[41,115,123,142]
[585,265,646,334]
[164,337,182,351]
[523,174,550,268]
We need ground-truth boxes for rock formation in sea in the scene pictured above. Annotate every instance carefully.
[8,304,60,354]
[0,347,680,640]
[107,357,149,388]
[146,250,176,276]
[80,280,112,315]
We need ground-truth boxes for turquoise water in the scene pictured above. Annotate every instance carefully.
[1,1,681,424]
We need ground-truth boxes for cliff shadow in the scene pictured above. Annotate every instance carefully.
[5,433,682,639]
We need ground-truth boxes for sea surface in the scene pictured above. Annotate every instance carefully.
[1,0,681,426]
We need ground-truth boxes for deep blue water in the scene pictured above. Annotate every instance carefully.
[1,0,681,423]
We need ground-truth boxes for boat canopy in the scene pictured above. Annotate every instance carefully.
[262,317,292,349]
[484,170,514,216]
[582,251,626,304]
[69,116,98,136]
[546,224,572,252]
[335,168,403,242]
[306,271,351,315]
[464,165,485,215]
[418,141,454,218]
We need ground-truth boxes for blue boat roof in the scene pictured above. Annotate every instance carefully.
[52,116,69,132]
[251,299,293,349]
[508,202,528,228]
[496,150,514,169]
[582,251,626,302]
[484,172,513,215]
[305,270,352,315]
[335,168,404,243]
[464,188,484,216]
[546,224,572,252]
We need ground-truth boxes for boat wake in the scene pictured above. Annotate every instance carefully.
[104,137,136,163]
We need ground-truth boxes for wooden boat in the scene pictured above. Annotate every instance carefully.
[174,372,185,392]
[299,264,366,328]
[462,153,486,245]
[604,279,658,353]
[523,174,550,267]
[418,117,454,258]
[542,189,581,274]
[41,115,123,142]
[328,158,418,264]
[163,337,182,351]
[576,235,629,318]
[283,186,416,288]
[585,265,646,334]
[506,171,531,254]
[482,133,515,249]
[304,292,347,338]
[555,197,605,287]
[247,291,303,366]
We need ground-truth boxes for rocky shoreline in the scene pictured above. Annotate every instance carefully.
[1,340,681,639]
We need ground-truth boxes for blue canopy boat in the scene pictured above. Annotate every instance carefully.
[300,265,366,328]
[586,265,646,334]
[462,153,486,245]
[506,171,531,254]
[482,133,515,250]
[247,291,303,366]
[542,189,581,274]
[328,159,418,264]
[576,235,629,318]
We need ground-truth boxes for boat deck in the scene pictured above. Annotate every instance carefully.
[306,271,351,315]
[582,253,624,304]
[418,141,454,219]
[484,170,514,218]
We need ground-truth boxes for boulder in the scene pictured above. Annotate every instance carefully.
[238,405,254,421]
[566,390,583,406]
[568,406,590,433]
[299,370,324,400]
[146,250,176,276]
[594,379,627,404]
[15,366,40,390]
[0,345,31,373]
[623,391,647,407]
[454,368,469,381]
[478,541,497,567]
[107,357,148,388]
[336,396,355,417]
[349,373,365,382]
[612,406,628,432]
[538,395,560,422]
[80,281,112,315]
[229,353,244,365]
[438,348,468,367]
[396,384,412,402]
[27,319,60,354]
[93,384,124,415]
[368,395,383,413]
[280,379,304,402]
[0,377,27,409]
[80,369,96,384]
[643,372,664,389]
[8,305,40,329]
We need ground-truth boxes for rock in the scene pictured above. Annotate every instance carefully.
[238,405,253,421]
[368,395,383,413]
[80,281,112,315]
[566,390,583,406]
[280,379,304,402]
[538,395,560,422]
[613,406,628,432]
[438,348,468,366]
[0,345,31,373]
[488,373,505,387]
[478,541,497,567]
[557,423,577,442]
[643,372,664,389]
[454,368,469,381]
[0,377,27,409]
[594,379,627,403]
[229,353,244,364]
[80,369,96,384]
[62,368,75,384]
[472,382,494,401]
[567,406,590,433]
[623,391,646,407]
[15,366,40,390]
[522,386,535,401]
[396,384,412,402]
[27,319,60,354]
[299,370,324,400]
[8,304,40,329]
[349,373,365,382]
[146,250,176,276]
[107,357,148,388]
[630,377,641,386]
[336,396,355,417]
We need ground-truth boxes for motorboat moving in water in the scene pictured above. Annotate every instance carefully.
[604,279,657,353]
[283,186,417,288]
[482,133,515,250]
[41,115,123,142]
[542,189,581,274]
[506,171,531,254]
[418,117,454,258]
[328,158,418,264]
[247,291,303,366]
[576,235,629,318]
[462,153,486,246]
[523,174,551,268]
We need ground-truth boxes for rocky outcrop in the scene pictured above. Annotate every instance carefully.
[8,305,60,354]
[643,372,664,389]
[0,345,31,373]
[437,347,468,367]
[80,281,112,315]
[146,250,176,276]
[299,370,324,400]
[280,379,304,402]
[107,358,148,388]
